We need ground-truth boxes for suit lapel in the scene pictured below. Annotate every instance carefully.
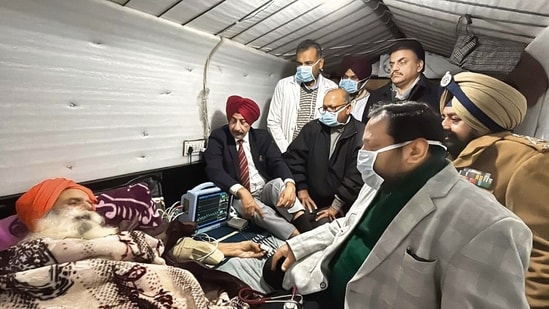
[353,165,457,278]
[225,128,240,176]
[356,191,435,277]
[248,129,260,165]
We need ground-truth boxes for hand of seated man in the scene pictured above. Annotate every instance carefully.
[276,182,296,209]
[297,189,317,213]
[237,188,265,219]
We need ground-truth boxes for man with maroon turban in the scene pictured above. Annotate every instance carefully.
[339,55,372,120]
[204,95,315,240]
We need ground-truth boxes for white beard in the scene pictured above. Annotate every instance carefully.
[25,208,118,241]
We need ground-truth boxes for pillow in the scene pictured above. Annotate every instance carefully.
[0,215,28,251]
[95,182,163,230]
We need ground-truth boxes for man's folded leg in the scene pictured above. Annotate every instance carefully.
[260,178,315,233]
[232,198,296,240]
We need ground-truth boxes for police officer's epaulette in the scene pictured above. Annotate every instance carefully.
[458,168,494,189]
[507,134,549,153]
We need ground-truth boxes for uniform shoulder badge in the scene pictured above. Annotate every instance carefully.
[458,168,494,189]
[508,134,549,153]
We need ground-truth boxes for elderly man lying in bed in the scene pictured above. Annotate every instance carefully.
[0,177,264,308]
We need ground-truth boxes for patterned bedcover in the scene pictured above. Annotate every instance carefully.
[0,231,244,308]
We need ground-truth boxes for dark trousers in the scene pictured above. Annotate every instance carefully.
[262,255,338,309]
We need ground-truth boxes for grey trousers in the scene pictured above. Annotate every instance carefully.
[216,235,285,293]
[232,178,305,240]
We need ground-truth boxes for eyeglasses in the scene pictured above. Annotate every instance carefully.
[318,103,350,114]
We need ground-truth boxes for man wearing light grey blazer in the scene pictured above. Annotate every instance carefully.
[265,101,532,308]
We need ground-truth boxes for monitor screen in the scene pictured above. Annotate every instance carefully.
[195,191,230,229]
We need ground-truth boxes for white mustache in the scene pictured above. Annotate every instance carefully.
[25,208,118,241]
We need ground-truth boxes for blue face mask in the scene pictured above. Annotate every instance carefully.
[295,65,315,83]
[319,110,345,127]
[295,59,320,84]
[339,78,358,94]
[318,103,349,127]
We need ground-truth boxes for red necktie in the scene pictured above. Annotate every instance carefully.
[238,140,251,191]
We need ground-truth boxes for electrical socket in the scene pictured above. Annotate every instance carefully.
[183,139,206,156]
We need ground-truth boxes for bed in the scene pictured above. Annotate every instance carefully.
[0,176,252,308]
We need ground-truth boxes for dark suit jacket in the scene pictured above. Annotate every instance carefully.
[203,125,293,193]
[361,74,440,123]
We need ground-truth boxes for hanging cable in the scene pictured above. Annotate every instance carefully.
[198,37,226,144]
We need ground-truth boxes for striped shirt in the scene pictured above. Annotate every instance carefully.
[292,86,318,140]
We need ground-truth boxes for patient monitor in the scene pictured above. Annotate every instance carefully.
[180,182,232,233]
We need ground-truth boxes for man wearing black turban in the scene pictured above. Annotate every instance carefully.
[338,55,372,120]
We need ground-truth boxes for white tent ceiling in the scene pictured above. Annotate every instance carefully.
[106,0,549,75]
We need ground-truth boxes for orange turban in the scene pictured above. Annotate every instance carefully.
[226,95,260,125]
[15,178,97,231]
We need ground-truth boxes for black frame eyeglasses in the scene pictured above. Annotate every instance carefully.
[318,103,350,114]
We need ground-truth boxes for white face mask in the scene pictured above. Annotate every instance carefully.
[357,140,446,190]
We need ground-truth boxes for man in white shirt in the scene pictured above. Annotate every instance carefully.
[267,39,337,152]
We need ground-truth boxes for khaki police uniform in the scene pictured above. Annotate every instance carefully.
[453,131,549,309]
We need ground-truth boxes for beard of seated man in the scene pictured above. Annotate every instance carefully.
[25,207,118,241]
